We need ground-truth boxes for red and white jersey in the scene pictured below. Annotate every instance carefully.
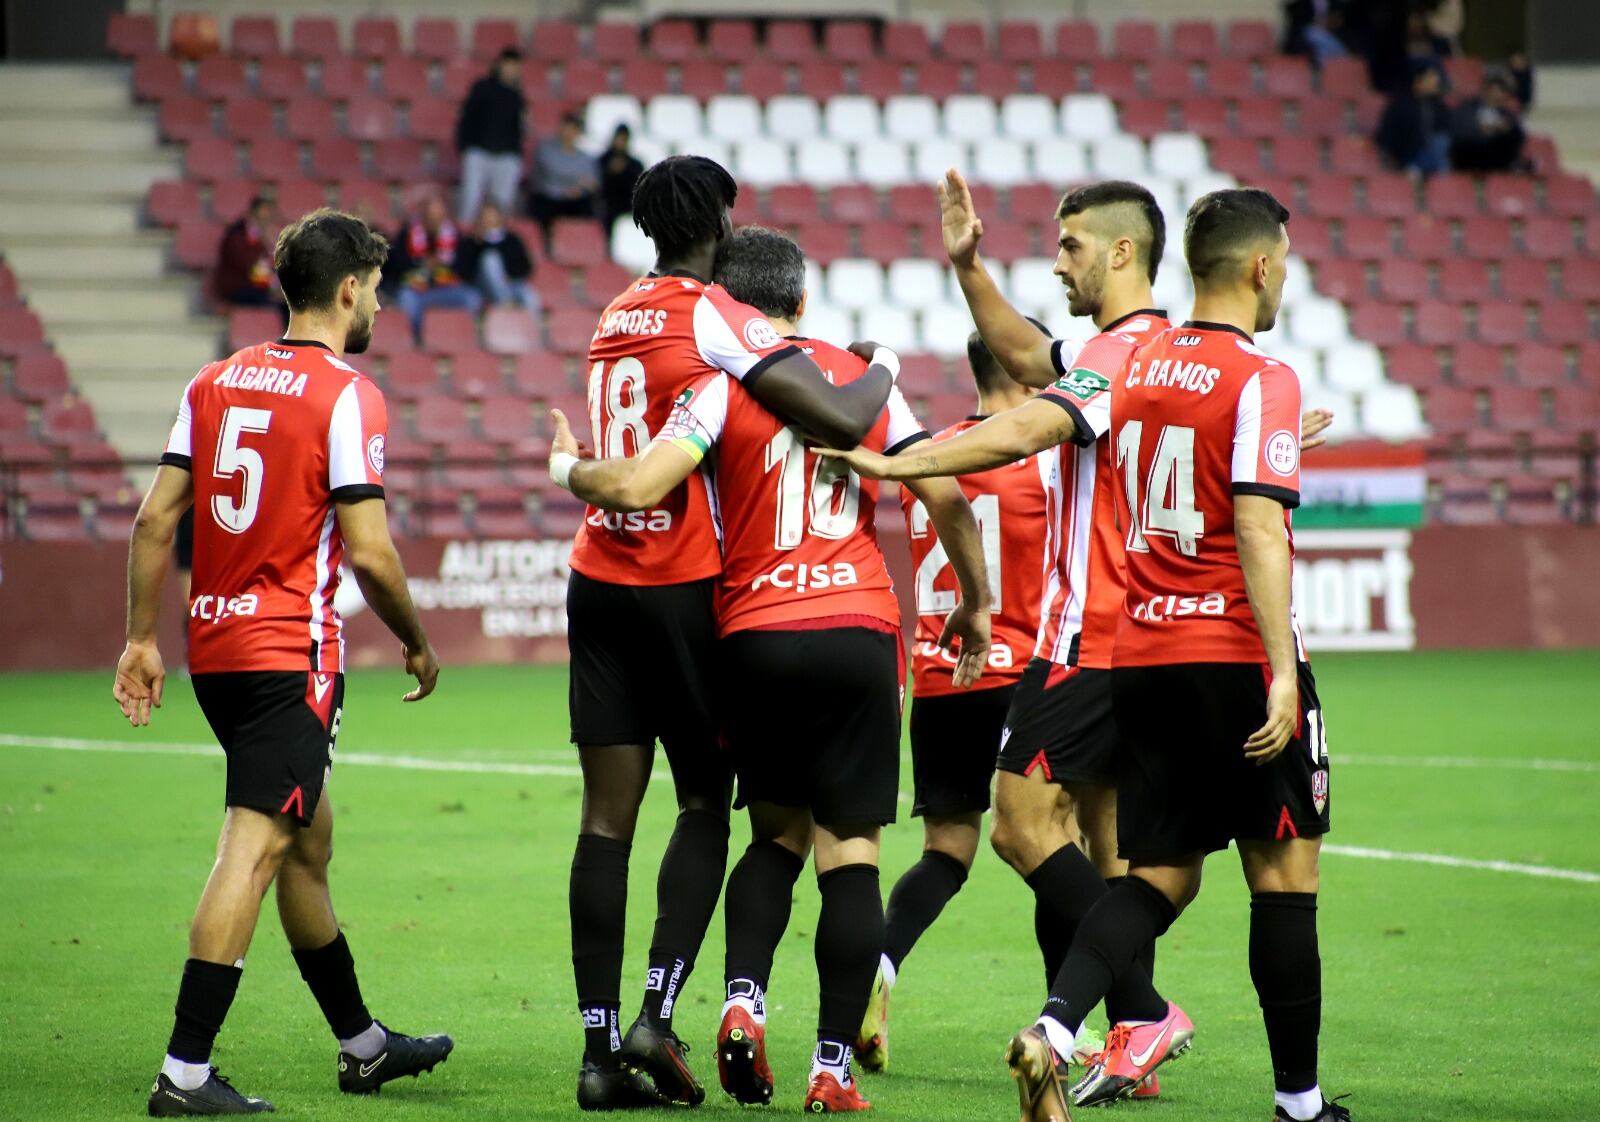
[1032,311,1170,668]
[1111,321,1308,667]
[658,337,928,635]
[900,418,1050,698]
[161,339,387,674]
[569,271,800,586]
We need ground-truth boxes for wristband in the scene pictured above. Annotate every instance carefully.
[870,346,900,382]
[550,451,578,492]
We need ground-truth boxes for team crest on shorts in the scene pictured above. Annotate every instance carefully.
[1311,768,1329,814]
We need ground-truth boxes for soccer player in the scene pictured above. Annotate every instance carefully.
[113,209,451,1116]
[563,159,904,1110]
[550,226,992,1113]
[1005,189,1347,1122]
[852,323,1053,1076]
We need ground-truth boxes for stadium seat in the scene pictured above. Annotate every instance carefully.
[1030,60,1079,100]
[158,98,211,142]
[1287,296,1348,348]
[229,16,281,58]
[1084,60,1139,103]
[1544,173,1595,218]
[372,138,427,181]
[288,16,340,62]
[705,95,762,143]
[1436,258,1490,301]
[147,179,200,227]
[413,397,472,442]
[999,95,1058,142]
[39,397,99,439]
[1052,19,1100,62]
[883,95,939,143]
[421,310,480,356]
[547,308,600,355]
[824,96,882,143]
[855,142,911,188]
[972,139,1031,187]
[255,56,308,101]
[221,98,275,141]
[788,141,852,189]
[1376,260,1430,302]
[1561,258,1600,300]
[857,306,918,352]
[1328,135,1379,175]
[647,19,697,61]
[1224,18,1275,58]
[766,20,816,63]
[1062,94,1118,142]
[618,61,669,100]
[765,96,822,143]
[409,18,460,62]
[996,20,1043,62]
[1261,57,1314,98]
[1449,343,1506,388]
[796,60,850,100]
[273,179,326,218]
[705,19,757,63]
[1460,216,1515,260]
[1511,342,1569,388]
[1537,300,1592,346]
[381,353,437,399]
[1270,135,1320,176]
[1361,174,1416,218]
[1302,175,1357,219]
[1520,215,1575,258]
[529,20,579,60]
[1324,340,1386,393]
[1204,58,1256,100]
[345,97,398,141]
[1313,258,1368,302]
[885,259,948,309]
[824,259,885,310]
[1383,342,1443,387]
[1483,174,1538,218]
[285,98,338,141]
[557,59,607,101]
[733,139,795,188]
[644,95,704,145]
[185,137,239,182]
[882,21,931,63]
[820,20,873,63]
[351,17,401,61]
[1351,301,1406,346]
[913,139,969,184]
[1399,214,1452,259]
[1425,174,1480,219]
[1169,19,1219,61]
[1476,303,1529,345]
[106,11,157,58]
[591,23,640,63]
[1149,132,1209,179]
[1414,301,1466,346]
[1033,132,1094,179]
[1089,136,1145,179]
[1148,65,1197,101]
[194,57,249,101]
[379,57,430,102]
[10,352,70,401]
[1111,20,1160,57]
[941,95,999,142]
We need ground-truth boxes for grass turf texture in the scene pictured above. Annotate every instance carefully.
[2,650,1597,1121]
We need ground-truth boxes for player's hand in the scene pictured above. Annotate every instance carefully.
[846,339,884,364]
[550,408,581,459]
[814,445,898,479]
[403,642,440,702]
[938,168,984,269]
[1301,408,1334,452]
[938,603,992,689]
[1244,672,1299,764]
[112,641,165,727]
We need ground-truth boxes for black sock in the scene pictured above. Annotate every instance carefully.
[1024,843,1106,943]
[1101,876,1169,1025]
[290,932,373,1040]
[580,1004,621,1068]
[640,810,730,1030]
[1250,892,1321,1094]
[1041,877,1177,1032]
[167,959,242,1064]
[1033,894,1071,994]
[724,840,805,993]
[815,864,883,1044]
[571,833,631,1067]
[883,850,968,971]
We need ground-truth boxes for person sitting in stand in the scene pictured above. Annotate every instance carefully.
[389,195,484,338]
[461,202,540,314]
[214,196,282,308]
[529,112,599,243]
[1448,67,1529,172]
[599,124,645,234]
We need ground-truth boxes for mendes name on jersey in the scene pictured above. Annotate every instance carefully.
[1031,311,1170,669]
[900,418,1049,698]
[1111,321,1308,666]
[568,271,801,586]
[161,340,387,674]
[657,337,929,636]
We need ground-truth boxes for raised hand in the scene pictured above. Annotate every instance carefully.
[938,168,985,269]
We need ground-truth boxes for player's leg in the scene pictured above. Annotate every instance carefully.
[883,813,979,974]
[806,823,883,1114]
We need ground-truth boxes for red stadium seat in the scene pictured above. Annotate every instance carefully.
[859,222,913,264]
[1120,100,1173,141]
[351,17,401,61]
[345,97,398,141]
[1086,59,1139,101]
[1543,173,1595,218]
[147,179,200,227]
[648,19,698,61]
[173,220,222,270]
[1304,175,1358,218]
[257,56,309,101]
[1551,385,1600,433]
[1225,19,1276,59]
[228,308,282,352]
[1414,301,1466,345]
[285,98,338,141]
[468,19,520,62]
[1424,174,1480,218]
[382,353,437,398]
[1052,20,1100,61]
[548,221,608,267]
[413,397,473,442]
[1111,21,1159,58]
[158,98,212,142]
[1520,215,1576,258]
[912,61,962,99]
[1029,60,1078,99]
[706,20,757,63]
[973,59,1023,97]
[1289,94,1348,139]
[679,64,730,100]
[1170,20,1219,62]
[1207,136,1261,177]
[1204,58,1256,99]
[591,23,639,63]
[1362,173,1417,218]
[208,178,257,221]
[132,56,185,102]
[1318,57,1368,98]
[582,263,635,305]
[1400,214,1453,259]
[1447,345,1509,388]
[440,57,484,100]
[1328,135,1379,175]
[1340,216,1392,259]
[618,61,670,99]
[379,57,430,101]
[1537,300,1592,346]
[547,308,597,355]
[483,308,543,355]
[289,16,341,62]
[1561,259,1600,301]
[245,137,299,178]
[186,137,239,181]
[1313,258,1368,302]
[975,220,1031,262]
[1475,303,1529,345]
[940,20,988,61]
[230,16,280,58]
[559,59,609,100]
[1350,301,1406,346]
[1483,174,1537,218]
[1262,56,1314,98]
[11,352,70,401]
[220,97,274,141]
[307,137,359,180]
[530,20,580,61]
[275,179,327,219]
[337,178,394,223]
[406,97,456,144]
[1252,175,1300,212]
[1491,386,1544,431]
[194,57,248,101]
[1376,260,1429,302]
[1270,135,1321,176]
[997,20,1043,62]
[372,138,428,181]
[1148,65,1196,100]
[849,61,900,100]
[421,309,480,357]
[477,395,540,442]
[1234,96,1290,142]
[1287,217,1333,260]
[1437,257,1491,301]
[767,20,817,63]
[107,12,157,58]
[1459,215,1514,260]
[1383,343,1443,387]
[318,55,372,101]
[448,354,502,399]
[821,20,874,63]
[1498,257,1552,300]
[882,21,931,63]
[1006,183,1057,221]
[40,396,99,437]
[762,184,817,225]
[1423,386,1482,432]
[410,18,460,63]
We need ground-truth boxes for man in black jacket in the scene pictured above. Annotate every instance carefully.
[457,48,527,223]
[1375,60,1450,175]
[461,202,541,314]
[1449,69,1527,172]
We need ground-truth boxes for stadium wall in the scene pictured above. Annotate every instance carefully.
[3,525,1597,672]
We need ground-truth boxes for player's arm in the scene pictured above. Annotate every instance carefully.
[903,476,993,688]
[940,168,1058,388]
[550,407,698,512]
[1236,496,1298,763]
[113,464,193,727]
[818,396,1073,481]
[337,498,439,702]
[742,347,894,450]
[1302,407,1334,451]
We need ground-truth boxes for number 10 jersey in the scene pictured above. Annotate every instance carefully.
[568,271,801,586]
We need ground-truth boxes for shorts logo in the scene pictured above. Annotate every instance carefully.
[1312,768,1328,814]
[743,317,783,352]
[366,433,385,475]
[1052,367,1112,402]
[1265,429,1298,476]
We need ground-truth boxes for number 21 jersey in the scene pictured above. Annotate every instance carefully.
[568,271,800,586]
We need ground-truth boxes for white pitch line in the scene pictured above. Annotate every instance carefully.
[4,734,1598,884]
[1338,753,1600,774]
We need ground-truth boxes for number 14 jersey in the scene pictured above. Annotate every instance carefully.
[569,271,801,586]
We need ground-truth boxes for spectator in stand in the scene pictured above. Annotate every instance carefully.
[1508,52,1535,107]
[528,112,599,241]
[1449,68,1528,172]
[1376,60,1451,176]
[389,195,483,337]
[1424,0,1463,56]
[214,196,281,307]
[598,124,645,234]
[456,48,527,224]
[462,202,540,314]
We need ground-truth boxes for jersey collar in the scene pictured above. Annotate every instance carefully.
[650,267,710,284]
[1183,320,1253,341]
[1103,308,1167,332]
[277,337,333,352]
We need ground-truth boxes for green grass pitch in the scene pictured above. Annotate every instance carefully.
[2,650,1597,1121]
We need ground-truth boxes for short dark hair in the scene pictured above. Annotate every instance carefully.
[1183,188,1291,284]
[561,111,583,129]
[713,226,804,319]
[248,194,272,213]
[273,208,389,312]
[967,317,1050,394]
[496,47,522,63]
[632,155,739,261]
[1056,181,1165,284]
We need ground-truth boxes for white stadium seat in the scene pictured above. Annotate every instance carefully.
[942,95,999,141]
[764,95,821,142]
[858,306,919,352]
[1303,389,1356,438]
[824,95,882,142]
[610,219,655,274]
[854,140,912,187]
[705,95,762,142]
[803,259,825,299]
[585,95,642,145]
[791,139,853,187]
[1287,296,1350,348]
[913,139,969,184]
[1005,257,1060,312]
[643,95,703,145]
[1089,135,1146,178]
[1001,95,1059,141]
[1062,94,1118,141]
[887,259,948,308]
[1323,340,1386,393]
[733,139,794,187]
[919,302,979,357]
[1148,132,1209,180]
[1256,340,1323,384]
[1359,382,1427,440]
[1283,255,1315,306]
[972,138,1032,187]
[825,258,886,310]
[883,95,940,143]
[798,303,855,346]
[1029,138,1090,182]
[671,138,731,169]
[628,136,670,167]
[1180,171,1237,209]
[1151,265,1192,316]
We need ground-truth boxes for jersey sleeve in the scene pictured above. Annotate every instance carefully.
[654,373,729,465]
[882,385,931,455]
[159,375,198,470]
[1038,333,1130,447]
[1231,361,1302,508]
[328,377,388,501]
[692,288,801,386]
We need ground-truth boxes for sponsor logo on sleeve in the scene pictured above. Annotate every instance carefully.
[366,433,385,475]
[1265,429,1299,476]
[674,387,696,407]
[743,317,784,352]
[1052,367,1112,402]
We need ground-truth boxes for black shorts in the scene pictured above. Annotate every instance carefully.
[566,571,728,794]
[721,626,901,828]
[995,658,1119,786]
[173,507,194,571]
[908,684,1015,817]
[191,670,344,827]
[1112,661,1331,864]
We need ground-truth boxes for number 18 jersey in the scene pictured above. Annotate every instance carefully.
[568,272,800,587]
